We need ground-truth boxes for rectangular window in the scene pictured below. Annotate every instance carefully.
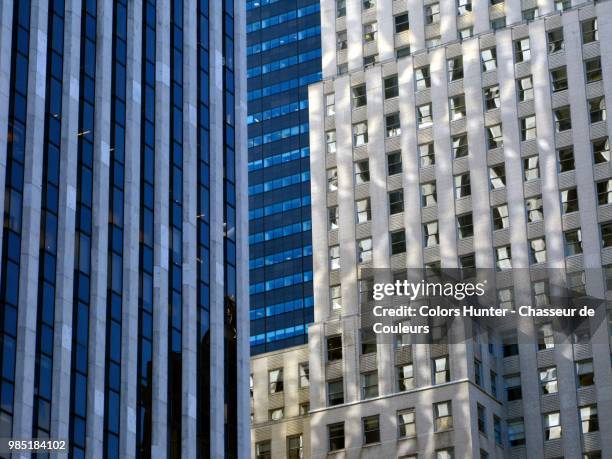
[329,206,339,230]
[391,230,406,255]
[602,222,612,248]
[422,182,437,206]
[287,434,303,459]
[269,369,283,393]
[328,378,344,405]
[395,13,410,33]
[558,146,574,172]
[436,449,454,459]
[386,112,401,137]
[548,28,564,53]
[577,360,594,387]
[384,75,399,99]
[455,173,471,198]
[551,67,568,92]
[336,31,347,50]
[450,95,466,120]
[580,405,599,433]
[352,84,367,108]
[360,327,377,354]
[484,85,501,110]
[434,401,453,431]
[497,287,514,310]
[326,93,336,116]
[521,116,537,141]
[419,143,435,167]
[358,238,372,263]
[389,190,404,214]
[540,366,558,394]
[269,407,283,420]
[397,363,414,390]
[447,56,464,81]
[457,213,473,239]
[589,97,606,123]
[328,422,345,451]
[363,22,378,43]
[354,159,370,184]
[362,415,380,444]
[491,17,506,29]
[459,27,473,39]
[492,204,509,230]
[526,196,543,222]
[514,38,531,62]
[518,76,534,101]
[487,124,503,149]
[415,66,431,90]
[582,18,598,44]
[330,284,342,311]
[496,245,512,270]
[508,418,525,446]
[474,359,483,386]
[256,440,271,459]
[353,122,368,147]
[543,412,562,440]
[555,0,570,10]
[505,374,522,401]
[564,229,583,256]
[433,356,450,384]
[561,187,579,213]
[387,151,402,175]
[489,165,506,189]
[417,104,433,128]
[585,57,602,83]
[533,281,550,306]
[494,416,502,444]
[481,48,497,72]
[424,221,439,247]
[329,245,340,270]
[363,0,376,9]
[356,198,371,223]
[398,409,416,437]
[477,404,487,434]
[326,130,336,154]
[491,370,498,397]
[425,3,440,24]
[452,134,468,159]
[529,238,546,264]
[597,179,612,205]
[457,0,472,14]
[327,168,338,192]
[327,335,342,361]
[361,371,379,399]
[554,106,572,131]
[523,156,539,180]
[396,46,411,58]
[336,0,346,17]
[593,137,610,163]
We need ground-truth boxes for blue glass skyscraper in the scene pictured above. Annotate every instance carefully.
[246,0,321,354]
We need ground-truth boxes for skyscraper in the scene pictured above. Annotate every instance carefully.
[0,0,249,457]
[246,0,322,355]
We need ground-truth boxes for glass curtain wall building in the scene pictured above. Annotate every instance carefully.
[247,0,321,355]
[0,0,249,457]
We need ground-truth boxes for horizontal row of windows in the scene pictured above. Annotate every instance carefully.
[248,122,309,149]
[247,3,319,33]
[248,171,310,196]
[247,47,321,78]
[249,220,311,245]
[249,195,310,220]
[247,71,321,102]
[250,244,313,269]
[248,100,308,125]
[248,146,309,171]
[246,0,281,11]
[247,25,320,55]
[249,270,313,294]
[250,323,308,346]
[250,295,314,321]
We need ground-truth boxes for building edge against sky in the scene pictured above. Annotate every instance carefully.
[0,0,249,457]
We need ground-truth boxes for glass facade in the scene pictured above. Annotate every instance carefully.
[247,0,320,355]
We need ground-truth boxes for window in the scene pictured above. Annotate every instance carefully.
[352,84,367,109]
[364,55,378,69]
[494,416,502,444]
[415,66,431,90]
[503,331,518,357]
[521,116,537,141]
[457,0,472,14]
[360,327,377,354]
[523,156,539,180]
[363,22,378,43]
[602,222,612,248]
[585,58,602,83]
[457,213,473,239]
[455,173,471,198]
[597,180,612,205]
[447,56,463,81]
[329,246,340,270]
[299,363,309,388]
[354,160,370,184]
[353,122,368,147]
[498,287,514,310]
[395,13,410,33]
[419,143,435,167]
[384,75,399,99]
[491,17,506,30]
[530,238,546,264]
[459,27,473,39]
[568,271,586,295]
[582,19,598,44]
[394,320,411,348]
[481,48,497,72]
[452,134,468,159]
[327,336,342,361]
[555,0,570,10]
[505,374,522,401]
[484,85,501,111]
[362,415,380,444]
[564,229,583,256]
[358,238,372,263]
[299,402,309,415]
[548,29,564,53]
[543,412,562,440]
[576,360,594,387]
[361,371,379,398]
[326,93,335,117]
[398,409,416,437]
[589,97,606,123]
[433,356,450,384]
[450,95,466,120]
[389,190,404,214]
[256,440,271,459]
[328,378,344,405]
[533,281,550,306]
[477,404,487,434]
[526,196,543,222]
[554,107,571,132]
[540,366,558,394]
[424,221,439,247]
[496,245,512,270]
[269,369,284,393]
[593,137,610,163]
[391,230,406,255]
[287,435,303,459]
[336,0,346,17]
[425,3,440,24]
[337,63,348,75]
[336,31,347,50]
[486,124,503,149]
[417,104,433,128]
[363,0,375,9]
[551,67,568,92]
[326,130,336,154]
[269,408,284,420]
[436,449,454,459]
[356,198,371,223]
[330,285,342,311]
[517,76,534,101]
[460,253,475,269]
[508,419,525,446]
[558,146,574,172]
[489,165,506,189]
[328,206,339,231]
[434,401,453,431]
[515,38,531,62]
[422,182,437,206]
[397,46,411,58]
[388,152,402,175]
[397,364,414,390]
[491,370,498,397]
[580,405,599,433]
[492,204,509,230]
[328,422,345,451]
[561,187,578,213]
[327,168,338,192]
[386,113,401,137]
[250,374,254,397]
